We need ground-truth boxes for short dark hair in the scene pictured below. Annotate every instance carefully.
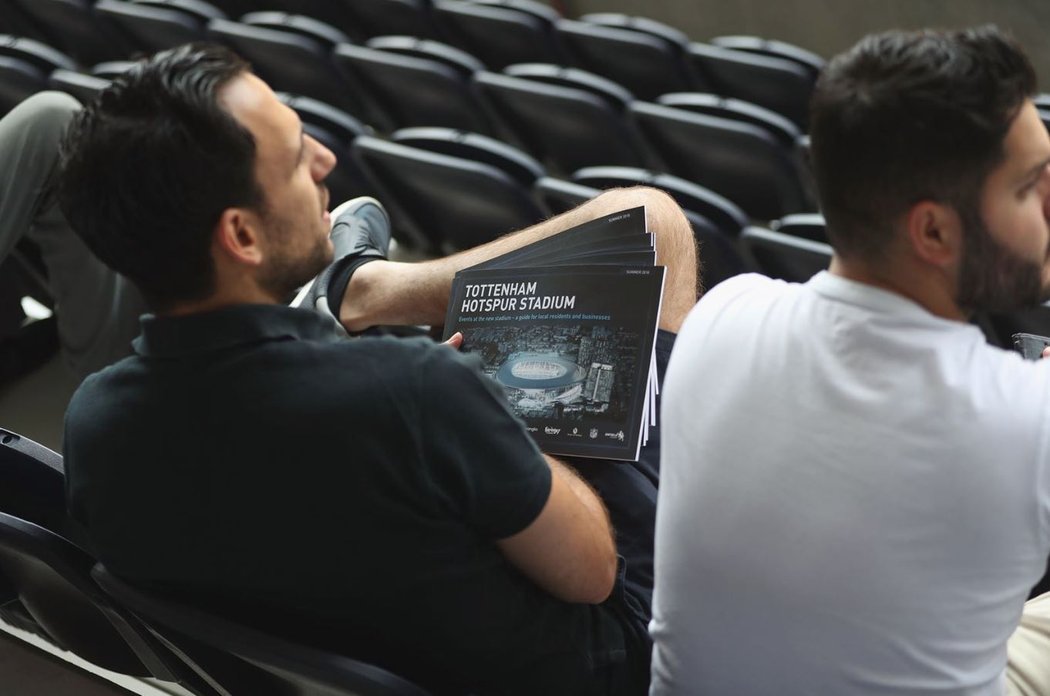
[58,43,263,312]
[809,26,1036,259]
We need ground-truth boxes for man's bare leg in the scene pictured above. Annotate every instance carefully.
[339,187,699,335]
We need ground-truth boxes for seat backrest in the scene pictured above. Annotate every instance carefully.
[131,0,227,23]
[630,101,812,221]
[555,18,699,100]
[504,62,632,110]
[279,92,372,144]
[246,0,351,33]
[0,511,215,687]
[657,92,801,148]
[688,42,815,131]
[0,56,47,115]
[95,0,209,53]
[207,19,364,116]
[0,427,66,533]
[579,12,690,52]
[392,126,544,187]
[48,68,111,105]
[330,0,436,41]
[353,134,545,253]
[0,35,76,73]
[432,0,565,70]
[533,176,600,216]
[333,42,491,134]
[571,165,749,238]
[240,11,351,49]
[710,34,825,79]
[539,169,751,288]
[740,226,832,282]
[93,563,435,696]
[474,70,652,176]
[770,212,827,243]
[6,0,135,64]
[366,35,484,77]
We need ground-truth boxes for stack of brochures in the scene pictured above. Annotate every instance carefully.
[443,207,665,461]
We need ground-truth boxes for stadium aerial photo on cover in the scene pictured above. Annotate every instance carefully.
[463,323,642,421]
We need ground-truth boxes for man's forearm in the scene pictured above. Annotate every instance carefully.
[544,454,614,546]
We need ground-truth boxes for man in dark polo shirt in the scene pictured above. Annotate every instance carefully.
[57,44,698,695]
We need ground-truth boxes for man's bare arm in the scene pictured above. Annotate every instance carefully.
[496,455,617,604]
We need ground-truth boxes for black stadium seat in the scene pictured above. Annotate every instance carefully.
[392,126,544,188]
[239,11,351,49]
[533,176,601,216]
[0,36,75,114]
[0,513,201,685]
[711,34,825,79]
[630,100,812,221]
[688,42,815,131]
[94,0,213,54]
[93,563,434,696]
[503,62,632,110]
[5,0,135,65]
[0,56,47,115]
[572,166,749,238]
[433,0,566,70]
[570,166,752,288]
[657,92,802,148]
[329,0,436,41]
[580,12,691,53]
[333,42,492,135]
[0,35,76,74]
[555,18,700,101]
[770,212,828,243]
[365,34,483,76]
[740,225,832,282]
[353,134,546,253]
[474,70,654,176]
[207,18,365,116]
[48,68,111,105]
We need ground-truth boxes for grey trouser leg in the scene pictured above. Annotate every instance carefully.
[0,91,145,379]
[1007,591,1050,695]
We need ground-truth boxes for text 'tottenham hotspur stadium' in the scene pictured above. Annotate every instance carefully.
[464,324,642,421]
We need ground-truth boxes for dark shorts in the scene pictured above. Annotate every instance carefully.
[567,329,675,691]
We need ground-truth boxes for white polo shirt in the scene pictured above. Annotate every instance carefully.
[651,272,1050,695]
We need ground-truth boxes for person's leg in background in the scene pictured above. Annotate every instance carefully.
[0,92,145,381]
[1006,591,1050,695]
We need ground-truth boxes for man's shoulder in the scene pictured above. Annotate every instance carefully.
[702,272,784,303]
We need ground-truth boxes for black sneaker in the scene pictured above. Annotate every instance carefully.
[295,197,391,319]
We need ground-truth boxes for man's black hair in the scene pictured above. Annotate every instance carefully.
[58,43,263,312]
[809,26,1036,260]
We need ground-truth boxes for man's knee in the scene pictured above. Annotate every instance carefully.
[4,91,81,152]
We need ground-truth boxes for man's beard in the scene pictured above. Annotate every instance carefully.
[955,206,1050,314]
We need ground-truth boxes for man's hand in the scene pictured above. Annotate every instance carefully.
[443,331,463,350]
[1042,345,1050,359]
[496,455,617,604]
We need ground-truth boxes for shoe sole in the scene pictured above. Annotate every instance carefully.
[290,197,392,308]
[329,195,389,231]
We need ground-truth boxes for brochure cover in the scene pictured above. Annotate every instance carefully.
[442,208,665,461]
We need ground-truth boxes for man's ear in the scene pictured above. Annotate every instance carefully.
[903,200,963,268]
[214,207,264,267]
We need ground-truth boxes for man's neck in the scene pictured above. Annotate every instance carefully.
[163,284,279,317]
[828,255,968,322]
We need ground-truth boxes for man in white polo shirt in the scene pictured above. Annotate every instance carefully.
[652,26,1050,695]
